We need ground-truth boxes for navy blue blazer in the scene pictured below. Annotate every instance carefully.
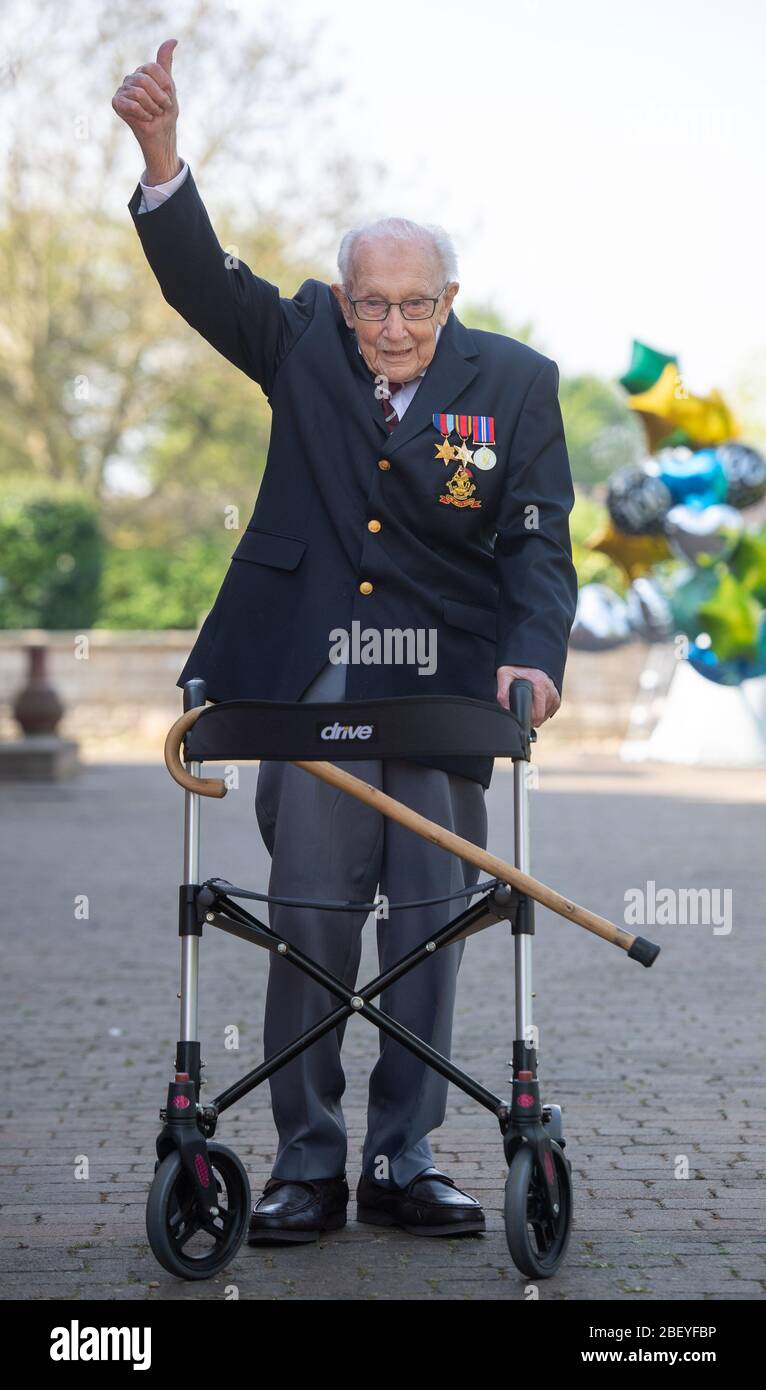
[128,168,578,787]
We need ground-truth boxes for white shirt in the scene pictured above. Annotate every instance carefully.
[137,160,442,418]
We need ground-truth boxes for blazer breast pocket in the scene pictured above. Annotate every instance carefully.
[231,528,308,570]
[440,596,497,643]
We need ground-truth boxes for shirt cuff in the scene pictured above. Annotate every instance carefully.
[137,158,189,214]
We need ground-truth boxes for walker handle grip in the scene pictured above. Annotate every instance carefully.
[183,677,207,713]
[508,678,534,739]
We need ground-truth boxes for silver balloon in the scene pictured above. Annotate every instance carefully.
[569,583,632,651]
[655,445,694,469]
[663,503,743,567]
[625,576,673,641]
[606,459,673,535]
[718,443,766,510]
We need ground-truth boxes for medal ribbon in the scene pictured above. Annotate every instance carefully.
[434,412,456,436]
[472,416,495,444]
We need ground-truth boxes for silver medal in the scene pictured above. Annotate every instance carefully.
[472,446,497,470]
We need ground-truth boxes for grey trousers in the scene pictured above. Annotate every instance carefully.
[254,660,488,1188]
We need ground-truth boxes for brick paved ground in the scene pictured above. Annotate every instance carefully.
[2,751,765,1301]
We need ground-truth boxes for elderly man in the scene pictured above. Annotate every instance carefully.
[114,39,578,1244]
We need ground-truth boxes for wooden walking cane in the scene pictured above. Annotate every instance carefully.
[292,759,658,962]
[164,707,660,966]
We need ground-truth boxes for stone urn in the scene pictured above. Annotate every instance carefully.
[12,644,64,736]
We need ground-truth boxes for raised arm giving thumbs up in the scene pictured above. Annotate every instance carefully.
[112,38,181,186]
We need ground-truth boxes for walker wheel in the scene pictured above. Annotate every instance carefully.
[146,1141,251,1280]
[504,1139,573,1278]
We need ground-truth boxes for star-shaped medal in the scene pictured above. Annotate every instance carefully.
[434,438,457,464]
[453,440,474,466]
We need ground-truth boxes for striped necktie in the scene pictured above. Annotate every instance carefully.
[380,381,404,432]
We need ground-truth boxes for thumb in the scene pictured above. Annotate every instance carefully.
[156,37,177,75]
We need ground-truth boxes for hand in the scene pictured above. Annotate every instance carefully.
[496,665,560,727]
[111,38,180,179]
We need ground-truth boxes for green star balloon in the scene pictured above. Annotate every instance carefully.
[668,565,720,637]
[697,571,761,662]
[729,529,766,605]
[619,340,679,395]
[654,426,694,451]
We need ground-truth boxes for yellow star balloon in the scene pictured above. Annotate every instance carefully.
[585,520,672,580]
[627,363,740,447]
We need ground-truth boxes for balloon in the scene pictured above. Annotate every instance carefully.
[664,503,744,567]
[729,528,766,604]
[625,576,673,641]
[628,413,693,455]
[657,446,728,509]
[606,461,672,535]
[569,583,632,651]
[653,427,693,450]
[754,614,766,678]
[619,340,679,395]
[687,627,766,685]
[696,571,760,662]
[687,644,752,686]
[585,520,672,581]
[627,364,740,447]
[718,443,766,510]
[667,565,720,638]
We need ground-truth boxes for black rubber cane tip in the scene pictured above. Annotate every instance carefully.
[627,936,661,968]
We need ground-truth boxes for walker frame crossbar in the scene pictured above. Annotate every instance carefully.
[180,873,523,1131]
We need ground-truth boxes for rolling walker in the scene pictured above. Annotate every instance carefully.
[149,677,660,1281]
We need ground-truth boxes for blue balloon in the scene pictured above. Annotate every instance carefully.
[688,645,749,685]
[688,624,766,685]
[657,447,728,510]
[752,615,766,678]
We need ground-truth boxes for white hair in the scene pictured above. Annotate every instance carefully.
[337,216,459,293]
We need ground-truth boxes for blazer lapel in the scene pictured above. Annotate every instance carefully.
[339,310,480,449]
[340,322,389,439]
[383,312,479,454]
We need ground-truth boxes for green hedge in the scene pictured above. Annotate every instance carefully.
[0,492,104,629]
[96,537,232,629]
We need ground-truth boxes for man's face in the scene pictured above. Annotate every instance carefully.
[331,235,459,383]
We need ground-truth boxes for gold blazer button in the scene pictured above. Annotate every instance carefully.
[377,459,391,471]
[359,581,374,595]
[367,519,382,532]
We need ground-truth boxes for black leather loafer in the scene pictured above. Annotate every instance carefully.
[248,1175,349,1245]
[356,1169,485,1236]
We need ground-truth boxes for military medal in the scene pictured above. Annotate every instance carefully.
[453,414,474,466]
[433,413,458,464]
[473,447,496,469]
[471,415,496,469]
[432,412,497,491]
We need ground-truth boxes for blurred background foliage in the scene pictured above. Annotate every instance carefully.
[0,0,755,630]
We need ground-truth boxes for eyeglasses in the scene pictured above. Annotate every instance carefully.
[346,286,447,321]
